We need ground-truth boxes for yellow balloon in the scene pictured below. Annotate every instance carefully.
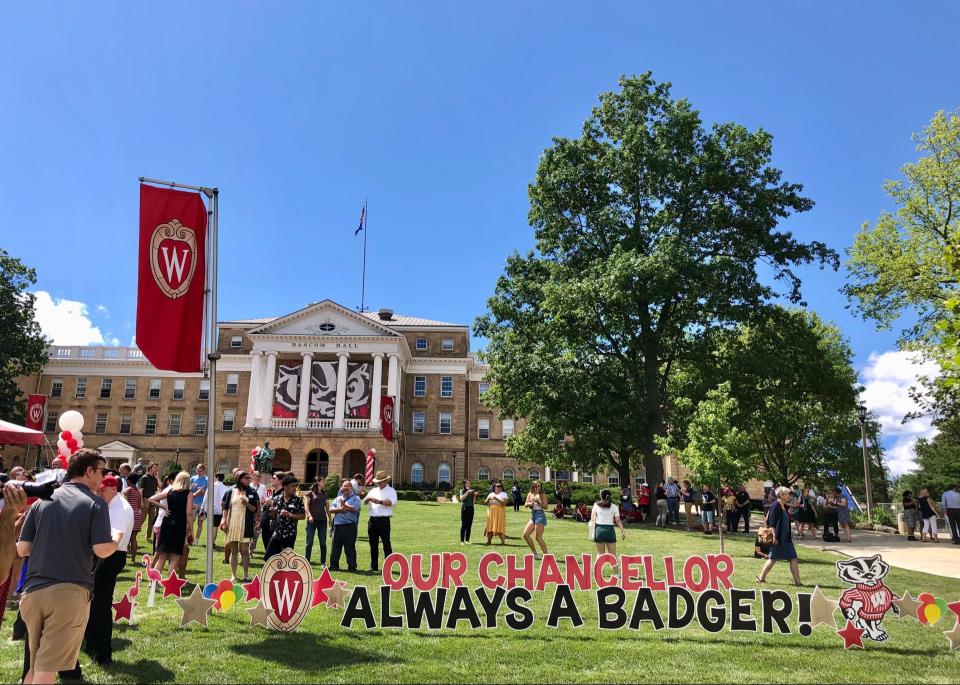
[926,604,941,624]
[219,591,236,611]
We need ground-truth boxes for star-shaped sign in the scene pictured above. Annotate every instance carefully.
[177,585,216,628]
[809,586,839,630]
[243,576,261,603]
[311,568,335,608]
[325,581,350,608]
[892,590,923,621]
[160,570,187,599]
[112,593,134,623]
[944,619,960,651]
[246,599,273,628]
[947,600,960,622]
[837,620,865,650]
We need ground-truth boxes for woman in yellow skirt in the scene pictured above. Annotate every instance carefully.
[220,472,260,582]
[484,481,509,545]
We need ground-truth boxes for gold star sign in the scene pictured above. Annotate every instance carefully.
[246,600,273,628]
[176,585,216,628]
[809,586,840,630]
[325,581,350,608]
[892,590,923,622]
[944,620,960,652]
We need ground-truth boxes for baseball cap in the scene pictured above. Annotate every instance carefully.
[99,475,119,489]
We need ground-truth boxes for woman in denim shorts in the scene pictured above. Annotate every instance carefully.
[522,481,549,558]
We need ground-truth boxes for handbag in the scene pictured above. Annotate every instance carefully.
[587,520,596,542]
[756,507,775,546]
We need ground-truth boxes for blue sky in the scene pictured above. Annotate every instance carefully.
[2,2,958,474]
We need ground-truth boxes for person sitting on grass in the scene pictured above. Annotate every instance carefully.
[575,502,590,522]
[753,531,772,560]
[552,502,565,519]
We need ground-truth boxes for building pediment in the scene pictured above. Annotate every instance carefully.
[247,300,399,338]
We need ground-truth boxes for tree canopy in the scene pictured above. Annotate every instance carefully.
[475,73,837,491]
[0,249,48,422]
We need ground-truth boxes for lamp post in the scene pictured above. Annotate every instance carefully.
[856,404,873,521]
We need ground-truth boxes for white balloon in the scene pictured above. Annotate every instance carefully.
[75,439,84,450]
[57,439,68,452]
[73,431,83,442]
[58,410,84,433]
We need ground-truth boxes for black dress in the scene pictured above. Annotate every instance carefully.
[157,490,189,554]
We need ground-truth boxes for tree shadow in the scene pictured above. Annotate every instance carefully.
[230,632,402,671]
[100,659,176,684]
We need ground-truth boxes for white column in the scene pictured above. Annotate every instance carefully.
[296,352,313,428]
[261,352,277,426]
[572,471,579,483]
[245,351,262,428]
[369,353,384,429]
[544,466,552,482]
[333,351,349,428]
[387,353,399,397]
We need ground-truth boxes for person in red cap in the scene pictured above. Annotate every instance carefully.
[83,474,134,665]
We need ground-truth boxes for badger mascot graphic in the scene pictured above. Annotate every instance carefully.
[836,555,900,641]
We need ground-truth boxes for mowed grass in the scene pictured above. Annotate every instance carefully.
[1,502,958,684]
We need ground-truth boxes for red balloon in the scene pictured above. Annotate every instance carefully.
[60,431,72,441]
[66,438,78,451]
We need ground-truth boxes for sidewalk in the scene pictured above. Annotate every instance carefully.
[795,530,959,579]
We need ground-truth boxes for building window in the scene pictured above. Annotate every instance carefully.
[581,472,594,484]
[415,338,427,351]
[502,418,515,438]
[442,338,454,351]
[440,376,453,398]
[607,473,620,487]
[503,467,515,480]
[44,411,58,433]
[217,459,231,476]
[528,469,540,481]
[478,382,489,396]
[414,376,426,397]
[119,414,132,434]
[124,378,136,400]
[167,413,181,436]
[439,412,452,434]
[198,379,209,400]
[50,378,62,398]
[80,348,95,358]
[75,378,87,399]
[99,378,112,399]
[148,379,161,399]
[411,462,424,485]
[226,374,239,395]
[95,412,108,434]
[194,414,207,436]
[438,463,451,485]
[554,470,570,481]
[230,335,243,348]
[145,413,157,435]
[412,411,425,433]
[222,409,236,431]
[478,418,490,440]
[104,348,119,358]
[172,379,185,400]
[478,466,490,481]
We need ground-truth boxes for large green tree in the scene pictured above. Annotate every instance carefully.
[902,417,960,497]
[475,74,837,494]
[0,249,49,422]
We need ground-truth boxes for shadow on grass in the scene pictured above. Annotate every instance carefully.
[231,632,402,671]
[662,634,936,656]
[104,659,176,684]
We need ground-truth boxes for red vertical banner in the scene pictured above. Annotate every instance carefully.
[25,394,46,431]
[136,184,207,372]
[380,396,394,441]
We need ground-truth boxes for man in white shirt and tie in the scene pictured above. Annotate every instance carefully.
[363,471,396,574]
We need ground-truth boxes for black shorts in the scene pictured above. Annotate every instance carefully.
[213,514,222,527]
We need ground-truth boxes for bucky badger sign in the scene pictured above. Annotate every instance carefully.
[836,555,900,642]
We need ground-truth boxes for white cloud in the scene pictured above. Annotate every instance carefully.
[859,350,939,477]
[32,291,105,346]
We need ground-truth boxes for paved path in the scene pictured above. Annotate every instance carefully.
[795,530,959,578]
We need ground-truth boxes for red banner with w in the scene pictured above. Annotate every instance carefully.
[136,185,207,372]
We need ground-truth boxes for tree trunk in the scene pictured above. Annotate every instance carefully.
[641,338,664,520]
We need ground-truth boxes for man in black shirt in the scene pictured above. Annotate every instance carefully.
[735,486,752,533]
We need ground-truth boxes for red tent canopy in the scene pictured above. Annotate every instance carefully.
[0,419,45,446]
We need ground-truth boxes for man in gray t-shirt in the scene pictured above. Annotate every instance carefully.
[17,449,119,682]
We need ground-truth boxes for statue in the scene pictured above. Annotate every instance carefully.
[254,441,275,474]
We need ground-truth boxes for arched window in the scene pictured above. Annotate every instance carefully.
[502,467,515,480]
[411,462,424,485]
[437,463,451,485]
[216,459,230,476]
[478,466,490,481]
[527,469,540,481]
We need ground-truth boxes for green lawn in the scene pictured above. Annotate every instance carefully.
[2,503,958,684]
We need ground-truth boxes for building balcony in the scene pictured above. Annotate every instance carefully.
[268,417,371,431]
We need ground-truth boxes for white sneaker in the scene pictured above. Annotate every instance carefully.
[465,541,471,545]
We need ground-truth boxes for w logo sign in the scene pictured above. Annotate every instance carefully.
[262,549,313,632]
[149,219,198,299]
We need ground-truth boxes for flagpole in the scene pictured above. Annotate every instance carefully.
[360,199,368,312]
[139,176,218,586]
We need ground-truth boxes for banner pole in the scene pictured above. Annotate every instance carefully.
[204,188,220,586]
[360,199,368,312]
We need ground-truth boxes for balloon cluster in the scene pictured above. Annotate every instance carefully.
[203,579,245,611]
[53,410,85,469]
[918,593,948,625]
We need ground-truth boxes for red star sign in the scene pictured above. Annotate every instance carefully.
[947,600,960,622]
[311,567,336,608]
[160,570,187,598]
[243,575,261,603]
[112,593,134,622]
[837,620,865,649]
